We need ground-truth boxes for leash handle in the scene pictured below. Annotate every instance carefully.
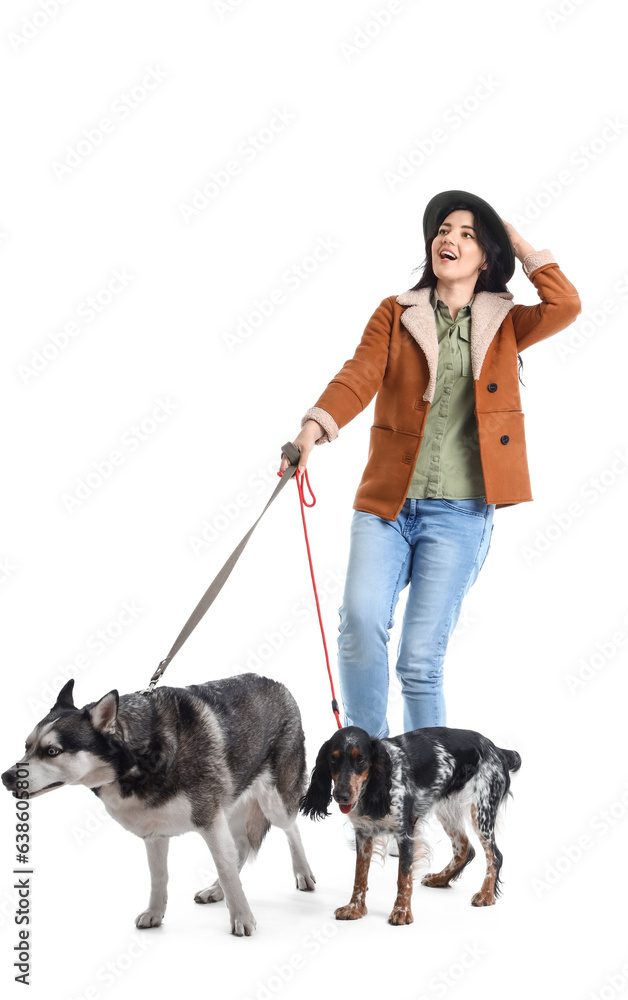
[280,440,301,468]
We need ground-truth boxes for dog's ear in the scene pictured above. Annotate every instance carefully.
[300,739,333,820]
[360,739,392,820]
[53,678,75,710]
[87,691,119,735]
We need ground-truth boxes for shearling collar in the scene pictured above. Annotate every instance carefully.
[396,286,515,402]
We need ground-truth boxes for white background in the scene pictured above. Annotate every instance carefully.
[1,1,627,998]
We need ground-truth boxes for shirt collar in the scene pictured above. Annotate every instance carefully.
[430,288,475,314]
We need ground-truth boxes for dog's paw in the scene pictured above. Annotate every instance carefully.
[135,909,164,929]
[334,902,367,920]
[388,906,414,926]
[421,872,451,888]
[231,910,256,937]
[470,891,495,907]
[295,872,316,892]
[194,883,225,904]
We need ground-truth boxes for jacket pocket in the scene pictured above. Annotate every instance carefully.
[476,410,532,502]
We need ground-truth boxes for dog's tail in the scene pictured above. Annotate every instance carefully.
[502,749,521,774]
[486,747,521,899]
[496,747,521,808]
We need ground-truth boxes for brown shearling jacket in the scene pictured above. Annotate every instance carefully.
[303,254,581,518]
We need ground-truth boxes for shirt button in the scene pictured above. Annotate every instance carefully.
[500,435,510,444]
[488,383,498,392]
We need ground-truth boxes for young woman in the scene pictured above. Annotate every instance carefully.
[280,190,581,738]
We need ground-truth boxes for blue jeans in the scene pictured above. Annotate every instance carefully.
[337,497,495,737]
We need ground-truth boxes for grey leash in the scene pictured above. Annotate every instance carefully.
[143,442,301,693]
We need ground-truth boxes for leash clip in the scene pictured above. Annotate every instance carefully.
[141,658,169,695]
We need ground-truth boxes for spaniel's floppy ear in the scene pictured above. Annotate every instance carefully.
[360,738,392,820]
[300,739,333,820]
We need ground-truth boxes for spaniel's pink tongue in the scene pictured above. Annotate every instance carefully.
[339,804,353,814]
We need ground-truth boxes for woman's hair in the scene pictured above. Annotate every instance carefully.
[411,200,510,293]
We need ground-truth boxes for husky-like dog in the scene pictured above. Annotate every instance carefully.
[2,673,315,935]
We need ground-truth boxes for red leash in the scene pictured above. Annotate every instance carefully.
[144,443,342,712]
[279,466,342,729]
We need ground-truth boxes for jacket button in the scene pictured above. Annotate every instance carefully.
[500,435,509,444]
[488,383,498,392]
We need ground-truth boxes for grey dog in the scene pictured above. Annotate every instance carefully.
[2,673,316,935]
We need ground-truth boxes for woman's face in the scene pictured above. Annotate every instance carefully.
[431,209,486,284]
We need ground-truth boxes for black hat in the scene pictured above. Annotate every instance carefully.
[422,190,516,282]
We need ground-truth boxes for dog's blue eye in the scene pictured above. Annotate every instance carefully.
[47,747,60,757]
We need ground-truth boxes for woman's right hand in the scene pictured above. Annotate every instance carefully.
[279,420,325,475]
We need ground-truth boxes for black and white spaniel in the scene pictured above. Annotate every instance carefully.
[301,725,521,925]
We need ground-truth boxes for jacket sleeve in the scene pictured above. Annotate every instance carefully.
[301,295,395,442]
[510,253,581,351]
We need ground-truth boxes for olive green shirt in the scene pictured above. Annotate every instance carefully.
[407,290,486,500]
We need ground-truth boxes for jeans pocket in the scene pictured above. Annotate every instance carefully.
[439,498,488,518]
